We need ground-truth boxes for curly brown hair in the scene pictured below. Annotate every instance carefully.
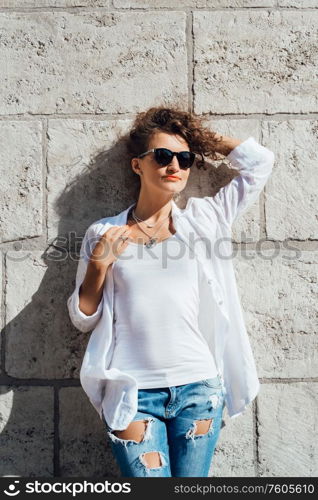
[125,105,224,170]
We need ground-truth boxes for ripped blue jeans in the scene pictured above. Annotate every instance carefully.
[101,374,226,477]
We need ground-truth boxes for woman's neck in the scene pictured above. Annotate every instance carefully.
[132,200,173,225]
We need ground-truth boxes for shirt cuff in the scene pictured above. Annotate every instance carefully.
[226,136,275,172]
[74,285,104,319]
[67,284,104,332]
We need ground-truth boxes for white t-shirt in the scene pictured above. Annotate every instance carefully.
[108,231,218,388]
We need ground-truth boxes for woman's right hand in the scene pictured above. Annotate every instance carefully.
[89,224,132,269]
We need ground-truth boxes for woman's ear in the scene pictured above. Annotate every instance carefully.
[131,157,142,176]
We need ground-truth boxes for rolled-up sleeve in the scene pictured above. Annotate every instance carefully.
[204,136,275,226]
[67,223,104,333]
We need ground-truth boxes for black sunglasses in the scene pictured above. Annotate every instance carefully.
[137,148,196,169]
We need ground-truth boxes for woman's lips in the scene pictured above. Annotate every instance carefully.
[163,176,180,180]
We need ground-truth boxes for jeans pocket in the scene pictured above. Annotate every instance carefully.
[201,375,222,389]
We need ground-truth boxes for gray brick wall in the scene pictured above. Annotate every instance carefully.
[0,0,317,477]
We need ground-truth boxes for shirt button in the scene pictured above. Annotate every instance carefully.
[207,279,213,285]
[218,299,223,305]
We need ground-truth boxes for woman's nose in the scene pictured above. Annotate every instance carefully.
[167,155,180,169]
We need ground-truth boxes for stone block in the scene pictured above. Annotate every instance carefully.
[193,10,318,114]
[237,249,318,378]
[5,250,87,379]
[0,386,53,476]
[262,120,318,240]
[258,383,318,476]
[0,11,188,115]
[0,121,42,243]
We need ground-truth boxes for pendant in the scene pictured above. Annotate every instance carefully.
[145,238,158,248]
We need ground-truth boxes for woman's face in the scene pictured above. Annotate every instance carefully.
[132,131,191,197]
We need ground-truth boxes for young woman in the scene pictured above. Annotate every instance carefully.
[69,106,275,477]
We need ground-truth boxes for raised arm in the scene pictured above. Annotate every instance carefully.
[203,135,275,226]
[212,133,243,156]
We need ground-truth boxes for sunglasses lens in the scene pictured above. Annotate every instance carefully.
[178,151,195,169]
[154,148,173,166]
[154,149,195,169]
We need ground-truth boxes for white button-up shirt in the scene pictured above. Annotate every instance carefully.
[67,136,275,430]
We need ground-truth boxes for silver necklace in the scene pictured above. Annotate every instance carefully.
[131,206,172,248]
[132,207,169,228]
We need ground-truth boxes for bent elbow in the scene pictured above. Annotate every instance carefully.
[67,292,103,333]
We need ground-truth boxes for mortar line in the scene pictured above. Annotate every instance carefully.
[2,113,318,121]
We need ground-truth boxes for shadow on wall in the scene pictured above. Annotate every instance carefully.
[0,131,236,477]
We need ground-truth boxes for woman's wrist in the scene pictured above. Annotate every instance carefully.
[88,256,112,273]
[213,133,243,156]
[79,262,107,315]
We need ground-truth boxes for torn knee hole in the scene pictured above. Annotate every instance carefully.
[113,419,148,442]
[185,418,214,443]
[193,418,213,435]
[113,420,149,443]
[141,451,162,469]
[108,418,154,447]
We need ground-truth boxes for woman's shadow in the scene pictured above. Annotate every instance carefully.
[0,129,234,477]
